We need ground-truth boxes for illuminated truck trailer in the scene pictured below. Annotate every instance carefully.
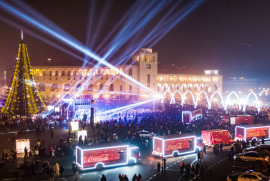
[152,134,197,157]
[230,115,253,125]
[202,129,230,146]
[235,124,270,141]
[76,144,140,170]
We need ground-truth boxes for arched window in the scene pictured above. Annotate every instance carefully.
[88,84,93,91]
[64,84,70,91]
[51,84,58,91]
[109,84,114,91]
[39,84,45,91]
[76,83,81,90]
[214,84,218,91]
[99,84,104,90]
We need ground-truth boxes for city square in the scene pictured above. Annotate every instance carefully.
[1,0,270,181]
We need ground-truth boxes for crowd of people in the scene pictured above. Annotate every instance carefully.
[0,105,270,180]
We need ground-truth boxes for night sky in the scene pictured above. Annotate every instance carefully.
[1,0,270,80]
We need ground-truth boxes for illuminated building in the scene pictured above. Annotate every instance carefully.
[32,48,222,103]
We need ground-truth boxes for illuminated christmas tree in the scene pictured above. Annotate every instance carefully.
[2,31,46,116]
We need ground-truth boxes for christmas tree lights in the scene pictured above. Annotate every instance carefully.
[1,32,46,116]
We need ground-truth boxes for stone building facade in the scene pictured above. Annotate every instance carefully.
[32,48,222,104]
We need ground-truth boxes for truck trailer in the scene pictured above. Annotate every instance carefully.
[202,129,230,146]
[76,143,140,170]
[152,134,197,157]
[235,124,270,141]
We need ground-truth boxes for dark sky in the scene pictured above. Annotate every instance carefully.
[1,0,270,80]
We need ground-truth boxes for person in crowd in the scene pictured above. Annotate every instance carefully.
[51,129,54,138]
[59,164,64,177]
[101,174,106,181]
[137,174,142,181]
[123,175,129,181]
[157,162,161,172]
[31,161,35,175]
[15,165,19,180]
[195,162,200,177]
[191,165,195,178]
[202,144,206,154]
[220,143,223,153]
[54,162,59,176]
[186,163,190,176]
[180,161,185,175]
[132,174,137,181]
[161,159,165,172]
[197,151,201,162]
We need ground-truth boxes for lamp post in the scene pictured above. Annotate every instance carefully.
[90,99,95,125]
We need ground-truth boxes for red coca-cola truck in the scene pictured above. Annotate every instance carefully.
[202,129,231,146]
[152,134,197,157]
[235,124,270,141]
[230,115,253,125]
[76,144,140,170]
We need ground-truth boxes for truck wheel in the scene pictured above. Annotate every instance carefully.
[96,163,104,170]
[173,152,179,157]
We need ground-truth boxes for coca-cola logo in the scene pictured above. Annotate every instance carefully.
[167,143,183,150]
[88,154,109,162]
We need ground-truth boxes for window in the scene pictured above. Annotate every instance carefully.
[67,71,71,76]
[151,56,155,62]
[147,74,150,87]
[120,85,123,91]
[73,77,76,80]
[42,71,46,76]
[73,71,77,76]
[88,84,93,91]
[49,71,52,76]
[146,64,151,69]
[146,55,150,62]
[51,84,58,91]
[76,83,81,90]
[99,84,104,90]
[38,84,45,91]
[214,84,218,91]
[64,84,70,91]
[55,71,58,76]
[129,68,132,75]
[109,84,114,91]
[129,85,132,92]
[61,71,65,76]
[56,77,58,80]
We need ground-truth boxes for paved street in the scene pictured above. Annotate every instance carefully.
[1,125,269,181]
